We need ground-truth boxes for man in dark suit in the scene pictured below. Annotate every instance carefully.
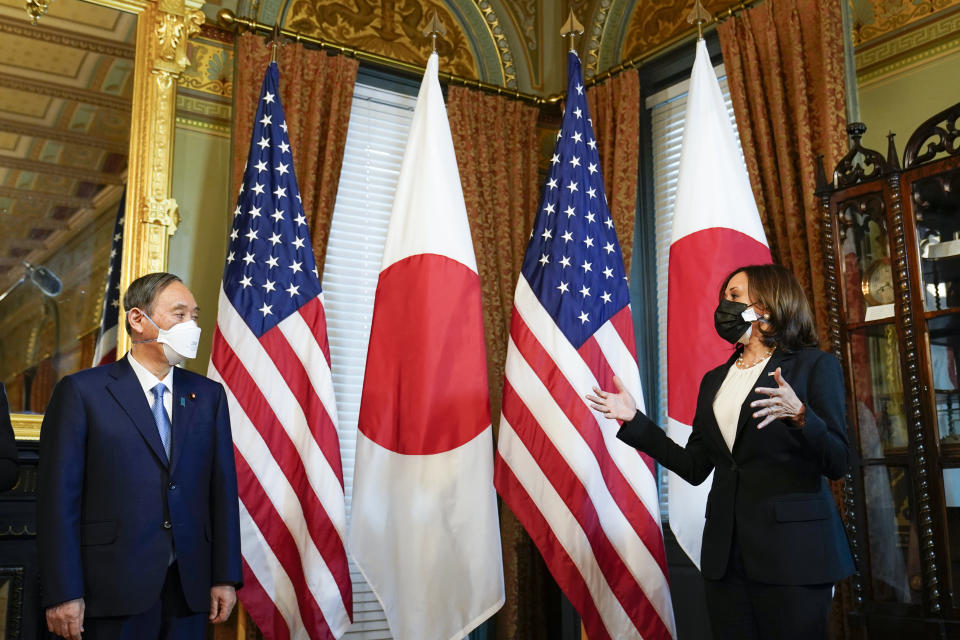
[38,272,242,640]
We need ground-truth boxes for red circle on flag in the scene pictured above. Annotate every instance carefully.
[358,254,491,455]
[668,228,772,426]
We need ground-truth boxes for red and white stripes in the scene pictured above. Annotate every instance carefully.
[210,288,352,640]
[495,278,675,640]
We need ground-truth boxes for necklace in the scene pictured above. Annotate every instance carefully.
[736,347,775,369]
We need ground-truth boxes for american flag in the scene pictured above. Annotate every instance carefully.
[208,62,352,640]
[493,52,675,640]
[91,191,125,366]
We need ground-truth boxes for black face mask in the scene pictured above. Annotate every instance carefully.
[714,299,752,344]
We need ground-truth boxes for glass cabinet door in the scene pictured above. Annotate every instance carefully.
[838,191,895,323]
[913,167,960,312]
[864,464,922,604]
[849,323,908,454]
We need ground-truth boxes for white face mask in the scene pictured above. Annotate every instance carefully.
[738,306,764,345]
[134,312,201,366]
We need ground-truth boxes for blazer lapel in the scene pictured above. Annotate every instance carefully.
[700,350,741,457]
[169,368,196,476]
[732,348,793,448]
[106,356,169,467]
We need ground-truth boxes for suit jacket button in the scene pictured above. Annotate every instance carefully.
[162,520,172,529]
[730,462,738,471]
[168,482,176,490]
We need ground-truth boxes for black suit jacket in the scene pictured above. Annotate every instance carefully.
[618,347,855,585]
[0,383,19,491]
[37,357,242,617]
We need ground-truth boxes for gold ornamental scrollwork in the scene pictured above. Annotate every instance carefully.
[157,8,204,66]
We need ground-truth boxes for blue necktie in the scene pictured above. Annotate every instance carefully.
[151,383,172,460]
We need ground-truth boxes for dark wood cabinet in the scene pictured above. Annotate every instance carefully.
[820,102,960,637]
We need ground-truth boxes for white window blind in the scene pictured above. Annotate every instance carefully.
[647,65,743,520]
[322,80,416,639]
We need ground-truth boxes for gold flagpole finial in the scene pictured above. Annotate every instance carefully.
[268,19,283,63]
[561,10,584,53]
[422,9,447,54]
[686,0,713,41]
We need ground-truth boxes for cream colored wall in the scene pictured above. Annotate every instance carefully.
[168,126,231,375]
[857,48,960,154]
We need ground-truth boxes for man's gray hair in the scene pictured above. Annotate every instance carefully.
[122,272,182,333]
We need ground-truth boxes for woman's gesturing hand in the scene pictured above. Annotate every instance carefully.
[585,376,637,422]
[751,367,805,428]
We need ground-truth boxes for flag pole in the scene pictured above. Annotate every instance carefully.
[686,0,713,41]
[422,8,447,54]
[562,13,593,640]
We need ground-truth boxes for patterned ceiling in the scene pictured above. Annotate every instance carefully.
[0,0,135,288]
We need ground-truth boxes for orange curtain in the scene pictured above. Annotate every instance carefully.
[447,87,549,640]
[587,69,641,273]
[233,33,358,274]
[447,87,540,429]
[718,0,847,347]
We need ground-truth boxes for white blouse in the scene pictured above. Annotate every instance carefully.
[713,355,772,452]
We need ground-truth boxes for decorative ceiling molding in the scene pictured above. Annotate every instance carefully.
[0,117,127,153]
[0,155,123,184]
[468,0,517,88]
[0,72,131,112]
[0,16,135,58]
[854,2,960,84]
[580,0,611,78]
[597,0,638,74]
[0,186,92,209]
[851,0,960,47]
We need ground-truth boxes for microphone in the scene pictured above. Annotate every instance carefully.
[24,262,62,297]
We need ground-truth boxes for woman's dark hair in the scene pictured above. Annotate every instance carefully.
[718,264,818,352]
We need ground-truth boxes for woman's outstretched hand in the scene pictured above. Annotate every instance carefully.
[751,367,805,428]
[586,376,637,422]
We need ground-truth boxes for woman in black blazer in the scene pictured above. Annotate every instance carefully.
[587,264,854,640]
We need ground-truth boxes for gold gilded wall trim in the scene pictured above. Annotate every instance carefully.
[11,414,41,442]
[175,115,230,137]
[857,33,960,86]
[0,72,131,112]
[0,16,136,58]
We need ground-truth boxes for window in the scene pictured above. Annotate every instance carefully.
[322,79,416,638]
[647,65,743,519]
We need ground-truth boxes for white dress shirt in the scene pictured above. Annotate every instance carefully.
[712,355,771,452]
[127,352,173,425]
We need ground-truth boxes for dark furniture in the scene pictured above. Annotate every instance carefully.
[819,101,960,638]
